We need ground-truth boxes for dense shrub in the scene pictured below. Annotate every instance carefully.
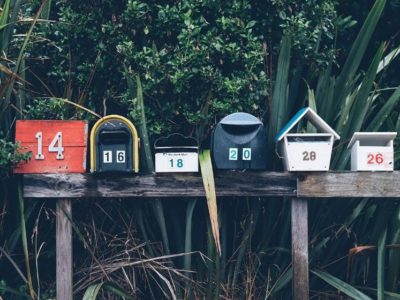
[30,0,338,138]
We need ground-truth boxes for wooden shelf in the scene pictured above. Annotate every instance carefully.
[23,171,400,199]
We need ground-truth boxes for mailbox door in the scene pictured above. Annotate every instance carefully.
[14,120,88,173]
[95,125,133,173]
[97,142,131,172]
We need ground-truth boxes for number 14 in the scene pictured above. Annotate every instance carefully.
[35,132,64,160]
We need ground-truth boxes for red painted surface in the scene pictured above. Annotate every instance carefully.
[14,120,88,174]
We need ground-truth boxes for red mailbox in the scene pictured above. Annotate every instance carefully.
[14,120,88,173]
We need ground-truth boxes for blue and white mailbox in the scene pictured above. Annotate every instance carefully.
[275,107,340,171]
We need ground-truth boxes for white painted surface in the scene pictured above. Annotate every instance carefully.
[155,152,198,173]
[283,134,334,171]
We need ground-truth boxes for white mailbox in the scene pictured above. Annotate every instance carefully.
[275,107,340,171]
[348,132,397,171]
[155,133,199,173]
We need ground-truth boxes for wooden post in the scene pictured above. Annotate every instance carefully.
[291,198,309,300]
[56,199,73,300]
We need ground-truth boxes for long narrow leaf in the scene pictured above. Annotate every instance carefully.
[268,34,291,139]
[199,149,221,254]
[367,85,400,131]
[377,228,387,300]
[312,269,373,300]
[334,0,386,108]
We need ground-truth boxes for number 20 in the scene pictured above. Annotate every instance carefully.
[35,132,64,160]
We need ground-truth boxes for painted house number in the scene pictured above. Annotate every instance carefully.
[169,158,184,168]
[103,150,126,163]
[229,148,252,161]
[35,132,64,160]
[302,151,316,161]
[367,153,384,164]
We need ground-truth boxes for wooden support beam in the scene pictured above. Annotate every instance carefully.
[23,172,297,198]
[56,199,73,300]
[297,172,400,198]
[23,171,400,199]
[291,198,309,300]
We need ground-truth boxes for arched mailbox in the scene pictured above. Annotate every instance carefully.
[348,132,397,171]
[275,107,340,171]
[154,133,199,173]
[211,112,267,170]
[90,115,139,173]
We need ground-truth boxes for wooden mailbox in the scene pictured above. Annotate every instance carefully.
[154,133,199,173]
[14,120,88,173]
[348,132,397,171]
[275,107,340,171]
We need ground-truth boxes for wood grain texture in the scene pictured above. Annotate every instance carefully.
[297,171,400,198]
[56,199,73,300]
[291,198,309,300]
[23,171,297,198]
[14,120,88,174]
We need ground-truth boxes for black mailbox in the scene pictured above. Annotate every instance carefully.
[211,112,267,170]
[90,115,139,173]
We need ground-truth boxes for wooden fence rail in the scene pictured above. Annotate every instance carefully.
[23,171,400,299]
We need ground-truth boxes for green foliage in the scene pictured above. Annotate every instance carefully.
[0,140,30,177]
[33,0,338,137]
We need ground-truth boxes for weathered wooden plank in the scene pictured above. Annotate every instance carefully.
[56,199,73,300]
[291,198,309,300]
[297,172,400,198]
[23,172,297,198]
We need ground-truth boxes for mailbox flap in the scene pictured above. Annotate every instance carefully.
[219,112,262,126]
[348,132,397,148]
[154,133,198,150]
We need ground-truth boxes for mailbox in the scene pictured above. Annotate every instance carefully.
[154,133,199,173]
[90,115,139,173]
[211,112,267,170]
[14,120,88,173]
[275,107,340,171]
[348,132,397,171]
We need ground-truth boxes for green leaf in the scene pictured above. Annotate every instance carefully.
[312,269,373,300]
[334,0,386,110]
[269,34,291,140]
[199,149,220,254]
[83,283,103,300]
[83,282,135,300]
[367,85,400,131]
[377,228,387,300]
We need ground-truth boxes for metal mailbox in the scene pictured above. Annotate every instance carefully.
[348,132,397,171]
[90,115,139,173]
[154,133,199,173]
[211,112,267,170]
[275,107,340,171]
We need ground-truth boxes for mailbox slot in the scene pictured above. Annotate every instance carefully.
[90,115,139,173]
[211,112,267,170]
